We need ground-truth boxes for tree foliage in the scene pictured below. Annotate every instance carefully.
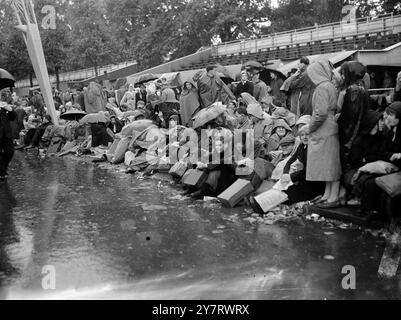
[0,0,399,80]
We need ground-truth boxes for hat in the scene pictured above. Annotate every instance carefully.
[272,107,296,127]
[298,124,310,135]
[247,103,264,120]
[296,115,312,127]
[272,118,292,133]
[386,102,401,119]
[279,134,296,146]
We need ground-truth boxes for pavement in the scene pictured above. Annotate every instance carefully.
[0,151,400,300]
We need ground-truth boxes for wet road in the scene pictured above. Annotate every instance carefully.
[0,152,400,300]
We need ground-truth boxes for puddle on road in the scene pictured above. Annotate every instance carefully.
[1,153,400,300]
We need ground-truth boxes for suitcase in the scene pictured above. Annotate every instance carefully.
[182,169,208,189]
[217,179,254,208]
[169,161,189,179]
[376,172,401,198]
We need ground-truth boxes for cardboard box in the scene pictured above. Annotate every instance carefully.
[217,179,254,208]
[182,169,208,189]
[169,161,188,179]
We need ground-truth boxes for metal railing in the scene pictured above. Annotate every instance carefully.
[214,13,401,56]
[15,61,137,88]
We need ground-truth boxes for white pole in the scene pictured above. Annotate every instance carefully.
[11,0,59,125]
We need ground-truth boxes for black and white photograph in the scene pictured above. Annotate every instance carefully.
[1,0,401,305]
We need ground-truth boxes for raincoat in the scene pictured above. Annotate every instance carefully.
[179,82,200,126]
[337,62,370,171]
[289,72,315,116]
[195,72,235,109]
[306,60,342,182]
[84,82,107,114]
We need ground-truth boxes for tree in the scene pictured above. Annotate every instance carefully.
[66,0,125,75]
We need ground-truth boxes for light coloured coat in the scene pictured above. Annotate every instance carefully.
[306,60,342,182]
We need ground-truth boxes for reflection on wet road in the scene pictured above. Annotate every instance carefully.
[0,152,400,300]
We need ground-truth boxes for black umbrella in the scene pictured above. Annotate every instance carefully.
[0,69,15,91]
[132,74,159,86]
[60,109,87,121]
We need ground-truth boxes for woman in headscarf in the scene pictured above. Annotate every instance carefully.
[306,60,342,208]
[179,81,200,127]
[337,61,371,173]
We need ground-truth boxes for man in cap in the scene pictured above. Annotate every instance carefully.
[269,134,296,167]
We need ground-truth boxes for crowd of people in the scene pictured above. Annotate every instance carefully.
[1,58,401,225]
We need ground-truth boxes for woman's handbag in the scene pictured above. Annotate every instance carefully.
[376,172,401,198]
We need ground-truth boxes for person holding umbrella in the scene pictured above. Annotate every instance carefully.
[0,90,17,181]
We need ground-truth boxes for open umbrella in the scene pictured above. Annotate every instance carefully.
[240,93,260,106]
[80,113,110,124]
[0,69,15,91]
[132,74,159,86]
[60,109,87,121]
[121,120,156,137]
[192,102,226,129]
[243,61,264,69]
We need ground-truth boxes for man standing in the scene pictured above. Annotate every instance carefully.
[195,65,235,109]
[270,72,284,102]
[251,68,269,104]
[0,91,17,181]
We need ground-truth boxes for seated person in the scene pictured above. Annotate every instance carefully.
[268,134,296,168]
[16,112,42,149]
[352,102,401,219]
[343,110,384,204]
[185,125,236,200]
[108,115,123,134]
[25,115,54,149]
[266,119,292,153]
[234,107,251,130]
[281,125,325,204]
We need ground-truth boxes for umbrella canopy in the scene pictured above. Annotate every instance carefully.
[80,113,110,124]
[244,61,264,69]
[192,102,226,129]
[129,73,159,86]
[157,73,182,88]
[260,68,287,82]
[240,93,260,106]
[121,120,156,137]
[0,69,15,91]
[60,109,87,121]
